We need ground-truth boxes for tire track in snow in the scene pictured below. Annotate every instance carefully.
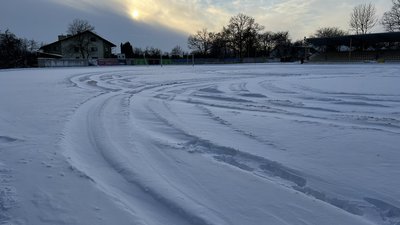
[135,90,376,219]
[257,78,400,134]
[194,105,286,151]
[67,71,311,223]
[63,69,399,224]
[131,73,400,223]
[142,98,307,188]
[64,72,228,225]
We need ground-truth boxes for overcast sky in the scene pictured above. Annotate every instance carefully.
[0,0,392,52]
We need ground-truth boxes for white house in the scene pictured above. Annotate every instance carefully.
[39,31,116,59]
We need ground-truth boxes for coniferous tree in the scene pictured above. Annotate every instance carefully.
[121,42,135,58]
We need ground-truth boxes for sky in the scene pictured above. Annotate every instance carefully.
[0,0,393,52]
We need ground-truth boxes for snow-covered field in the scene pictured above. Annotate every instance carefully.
[1,64,400,225]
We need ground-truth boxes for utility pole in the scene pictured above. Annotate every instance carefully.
[143,53,148,66]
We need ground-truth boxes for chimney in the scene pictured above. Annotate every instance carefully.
[58,35,67,41]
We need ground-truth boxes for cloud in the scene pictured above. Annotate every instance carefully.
[46,0,228,34]
[45,0,393,40]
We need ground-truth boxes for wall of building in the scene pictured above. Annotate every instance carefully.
[41,43,62,55]
[40,32,114,59]
[52,33,111,59]
[59,33,109,59]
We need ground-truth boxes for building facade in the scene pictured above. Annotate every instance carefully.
[40,31,116,59]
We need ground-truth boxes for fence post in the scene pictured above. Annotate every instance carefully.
[143,53,148,66]
[349,38,352,62]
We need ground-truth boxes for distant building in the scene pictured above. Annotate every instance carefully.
[39,31,116,59]
[306,32,400,62]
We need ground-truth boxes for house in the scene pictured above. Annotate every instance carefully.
[39,30,116,59]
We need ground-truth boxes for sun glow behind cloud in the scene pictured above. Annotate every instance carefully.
[130,9,139,20]
[121,0,229,34]
[47,0,391,40]
[47,0,230,34]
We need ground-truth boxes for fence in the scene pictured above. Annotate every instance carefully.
[38,57,275,68]
[97,58,127,66]
[124,57,270,65]
[38,58,88,67]
[310,50,400,63]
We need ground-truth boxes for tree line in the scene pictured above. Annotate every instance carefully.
[187,1,400,59]
[121,42,164,58]
[351,0,400,34]
[382,0,400,32]
[187,13,295,60]
[121,1,400,60]
[121,42,191,59]
[0,30,39,68]
[312,1,400,38]
[2,1,400,68]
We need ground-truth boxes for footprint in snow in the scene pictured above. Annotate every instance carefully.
[0,136,18,144]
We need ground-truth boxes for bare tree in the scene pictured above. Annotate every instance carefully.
[0,29,38,68]
[209,31,231,58]
[144,46,162,57]
[350,3,378,34]
[67,18,95,35]
[171,45,183,57]
[382,0,400,32]
[188,28,214,56]
[271,31,291,58]
[0,30,22,68]
[258,31,274,57]
[186,14,300,60]
[312,27,348,38]
[65,19,96,59]
[225,13,264,59]
[133,47,144,57]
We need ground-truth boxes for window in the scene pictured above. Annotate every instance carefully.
[91,47,98,52]
[90,37,96,42]
[74,47,80,53]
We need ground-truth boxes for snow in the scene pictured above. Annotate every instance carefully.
[1,64,399,225]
